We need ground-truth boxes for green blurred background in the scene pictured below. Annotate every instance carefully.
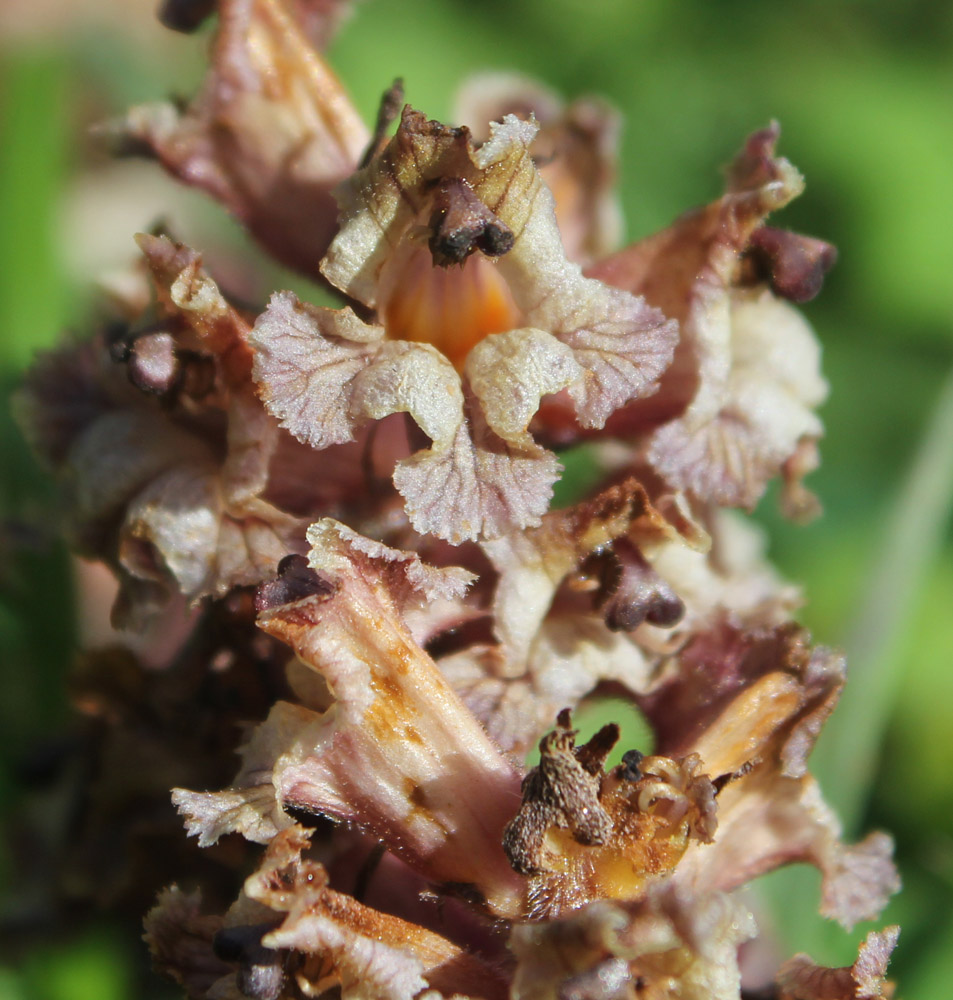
[1,0,951,996]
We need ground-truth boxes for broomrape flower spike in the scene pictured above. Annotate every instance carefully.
[16,1,902,998]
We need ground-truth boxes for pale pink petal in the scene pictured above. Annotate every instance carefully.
[251,291,384,449]
[175,521,526,917]
[472,116,677,428]
[393,402,560,544]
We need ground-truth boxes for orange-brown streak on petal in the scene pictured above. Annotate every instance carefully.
[649,627,899,928]
[254,522,527,917]
[116,0,368,279]
[243,827,510,1000]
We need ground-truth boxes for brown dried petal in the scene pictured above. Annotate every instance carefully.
[453,72,623,264]
[136,234,255,387]
[113,0,368,278]
[235,827,509,1000]
[654,631,899,928]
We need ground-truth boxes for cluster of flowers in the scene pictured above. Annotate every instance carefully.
[18,1,901,997]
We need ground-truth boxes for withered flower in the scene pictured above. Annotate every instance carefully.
[588,124,833,518]
[113,0,368,278]
[17,233,306,627]
[15,2,902,999]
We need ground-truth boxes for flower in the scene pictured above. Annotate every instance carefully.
[252,107,677,543]
[15,1,902,998]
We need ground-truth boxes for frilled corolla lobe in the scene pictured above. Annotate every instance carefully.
[588,124,832,517]
[172,519,528,917]
[251,107,677,543]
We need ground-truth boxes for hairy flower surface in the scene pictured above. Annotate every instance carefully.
[14,2,903,998]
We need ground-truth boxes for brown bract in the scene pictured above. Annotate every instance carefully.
[589,124,829,516]
[252,107,676,542]
[111,0,368,278]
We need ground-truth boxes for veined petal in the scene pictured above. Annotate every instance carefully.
[251,291,385,449]
[393,402,560,544]
[647,289,827,509]
[471,116,677,428]
[351,339,464,448]
[321,108,676,429]
[465,327,581,445]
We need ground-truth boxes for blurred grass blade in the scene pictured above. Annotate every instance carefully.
[818,358,953,831]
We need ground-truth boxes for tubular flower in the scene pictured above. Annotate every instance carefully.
[14,1,903,999]
[252,107,677,543]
